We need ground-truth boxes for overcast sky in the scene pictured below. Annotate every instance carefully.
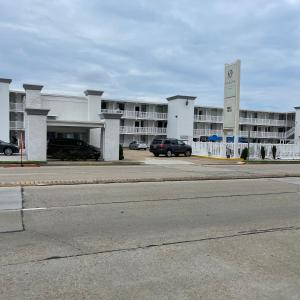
[1,0,300,111]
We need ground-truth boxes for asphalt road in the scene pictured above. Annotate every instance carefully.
[1,178,300,299]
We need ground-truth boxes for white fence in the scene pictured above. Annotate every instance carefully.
[191,142,300,160]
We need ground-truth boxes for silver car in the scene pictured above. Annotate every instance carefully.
[128,141,147,150]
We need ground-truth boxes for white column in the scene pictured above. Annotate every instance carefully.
[24,84,49,161]
[0,78,12,142]
[166,95,196,142]
[294,107,300,143]
[85,90,103,148]
[100,112,123,161]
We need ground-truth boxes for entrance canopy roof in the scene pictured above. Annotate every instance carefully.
[47,120,104,129]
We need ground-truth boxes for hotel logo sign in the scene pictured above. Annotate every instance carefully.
[223,60,241,131]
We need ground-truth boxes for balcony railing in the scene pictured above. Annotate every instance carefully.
[239,131,286,139]
[194,115,292,127]
[101,109,168,120]
[120,126,167,135]
[10,121,24,130]
[193,129,286,139]
[239,117,289,127]
[194,115,224,123]
[193,129,223,137]
[10,103,24,112]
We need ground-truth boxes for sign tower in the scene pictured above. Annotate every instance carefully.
[223,60,241,158]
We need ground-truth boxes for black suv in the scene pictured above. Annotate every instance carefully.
[149,138,192,157]
[47,138,101,160]
[0,140,19,156]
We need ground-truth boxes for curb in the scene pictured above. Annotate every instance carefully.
[0,161,144,168]
[1,173,300,188]
[193,155,242,161]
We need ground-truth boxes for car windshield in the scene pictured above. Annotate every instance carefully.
[178,140,185,145]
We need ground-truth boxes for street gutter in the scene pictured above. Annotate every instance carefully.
[1,172,300,187]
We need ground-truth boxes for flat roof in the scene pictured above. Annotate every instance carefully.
[9,90,295,114]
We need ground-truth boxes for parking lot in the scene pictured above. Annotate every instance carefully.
[123,148,237,165]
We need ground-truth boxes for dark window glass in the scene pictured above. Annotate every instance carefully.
[152,139,162,144]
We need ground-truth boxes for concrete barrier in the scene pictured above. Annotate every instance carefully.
[0,187,23,233]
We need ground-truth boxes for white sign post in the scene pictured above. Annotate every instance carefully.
[223,60,241,158]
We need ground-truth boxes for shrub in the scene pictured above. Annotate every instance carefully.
[260,146,266,160]
[240,148,249,160]
[119,144,124,160]
[272,145,277,160]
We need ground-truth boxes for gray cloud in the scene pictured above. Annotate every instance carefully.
[0,0,299,110]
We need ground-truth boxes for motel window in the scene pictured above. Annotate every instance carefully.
[118,103,125,111]
[101,102,107,110]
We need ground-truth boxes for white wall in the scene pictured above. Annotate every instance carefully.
[87,95,102,122]
[102,118,121,161]
[295,108,300,143]
[25,114,48,161]
[42,95,88,121]
[167,97,195,140]
[0,82,10,141]
[26,90,42,108]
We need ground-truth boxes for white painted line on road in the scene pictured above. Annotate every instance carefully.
[145,159,194,165]
[22,207,47,212]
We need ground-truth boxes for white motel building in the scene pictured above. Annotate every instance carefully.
[1,77,300,161]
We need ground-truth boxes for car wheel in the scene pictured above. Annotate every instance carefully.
[4,147,13,156]
[166,150,172,157]
[184,150,191,157]
[154,153,159,157]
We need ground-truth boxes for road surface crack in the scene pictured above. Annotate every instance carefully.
[23,191,297,211]
[2,225,300,267]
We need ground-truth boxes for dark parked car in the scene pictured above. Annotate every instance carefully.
[0,140,19,156]
[47,138,101,160]
[149,138,192,157]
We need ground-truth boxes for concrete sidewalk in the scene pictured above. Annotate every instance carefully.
[0,163,300,187]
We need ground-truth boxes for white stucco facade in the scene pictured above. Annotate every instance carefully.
[85,90,103,149]
[167,95,196,141]
[100,113,122,161]
[25,110,49,161]
[24,85,49,161]
[42,94,88,121]
[294,107,300,143]
[1,77,298,162]
[0,79,11,142]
